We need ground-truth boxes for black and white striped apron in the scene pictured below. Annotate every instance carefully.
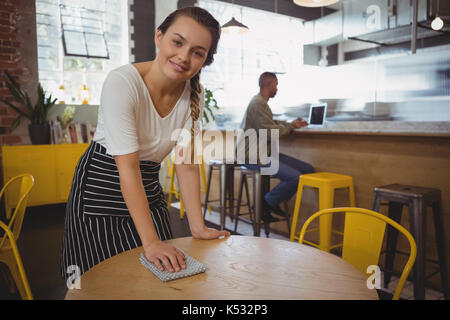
[60,141,172,281]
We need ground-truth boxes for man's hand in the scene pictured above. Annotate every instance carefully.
[292,117,308,128]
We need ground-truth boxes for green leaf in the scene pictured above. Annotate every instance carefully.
[5,81,26,106]
[1,100,28,118]
[203,110,210,123]
[10,115,21,132]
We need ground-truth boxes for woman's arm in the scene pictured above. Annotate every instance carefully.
[175,162,230,239]
[114,152,186,273]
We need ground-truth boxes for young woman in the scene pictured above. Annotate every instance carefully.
[61,7,230,282]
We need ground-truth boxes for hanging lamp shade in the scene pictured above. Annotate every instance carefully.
[431,16,444,30]
[221,17,249,34]
[431,0,445,31]
[293,0,340,7]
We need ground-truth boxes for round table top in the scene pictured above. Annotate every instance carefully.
[65,235,378,300]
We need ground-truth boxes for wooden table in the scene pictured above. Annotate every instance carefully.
[65,235,378,300]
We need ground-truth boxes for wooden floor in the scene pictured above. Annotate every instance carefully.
[0,202,445,300]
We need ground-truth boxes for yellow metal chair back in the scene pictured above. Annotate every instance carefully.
[0,173,34,300]
[299,207,417,300]
[166,152,211,219]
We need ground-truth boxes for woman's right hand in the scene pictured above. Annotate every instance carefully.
[144,241,186,273]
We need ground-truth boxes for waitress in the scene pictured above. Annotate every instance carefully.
[61,7,230,282]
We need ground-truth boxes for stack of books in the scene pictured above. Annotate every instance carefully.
[49,120,96,144]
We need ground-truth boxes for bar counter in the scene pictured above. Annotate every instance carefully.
[293,121,450,137]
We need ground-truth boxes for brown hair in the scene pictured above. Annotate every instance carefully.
[158,7,221,162]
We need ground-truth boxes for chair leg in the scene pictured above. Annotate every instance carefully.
[253,172,263,237]
[384,202,403,289]
[227,166,234,223]
[2,249,32,300]
[318,186,335,252]
[219,164,227,230]
[410,198,427,300]
[199,161,212,215]
[0,263,16,294]
[9,262,28,300]
[371,193,381,212]
[432,200,449,299]
[244,175,253,222]
[290,180,304,241]
[234,172,245,233]
[283,201,291,234]
[264,222,270,238]
[203,166,213,218]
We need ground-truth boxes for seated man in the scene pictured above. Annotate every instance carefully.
[236,72,314,222]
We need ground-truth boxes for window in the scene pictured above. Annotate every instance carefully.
[36,0,129,105]
[197,0,305,125]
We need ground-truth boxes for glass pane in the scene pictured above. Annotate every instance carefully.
[106,0,121,13]
[63,57,86,71]
[38,57,59,71]
[38,44,58,59]
[61,15,83,28]
[36,13,59,26]
[105,13,121,27]
[105,31,121,43]
[82,0,105,12]
[85,33,108,57]
[64,30,87,56]
[36,2,59,15]
[82,17,102,32]
[37,23,60,38]
[60,6,81,18]
[85,59,104,72]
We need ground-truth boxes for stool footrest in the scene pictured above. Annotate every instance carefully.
[235,216,254,225]
[380,250,441,265]
[302,240,320,248]
[382,267,441,284]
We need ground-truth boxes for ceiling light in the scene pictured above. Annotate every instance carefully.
[293,0,340,7]
[221,17,249,35]
[431,16,444,30]
[222,0,249,35]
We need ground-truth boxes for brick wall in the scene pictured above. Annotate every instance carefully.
[0,0,38,148]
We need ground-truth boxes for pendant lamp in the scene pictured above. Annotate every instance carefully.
[221,1,249,35]
[293,0,340,7]
[431,0,444,31]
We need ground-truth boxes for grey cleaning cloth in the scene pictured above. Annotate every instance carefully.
[139,250,207,282]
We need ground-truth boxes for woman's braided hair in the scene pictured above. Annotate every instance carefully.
[157,7,221,162]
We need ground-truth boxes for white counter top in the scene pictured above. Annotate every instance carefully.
[293,121,450,137]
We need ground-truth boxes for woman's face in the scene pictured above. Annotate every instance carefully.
[155,16,212,82]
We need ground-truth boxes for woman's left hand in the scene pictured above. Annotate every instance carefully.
[192,225,230,240]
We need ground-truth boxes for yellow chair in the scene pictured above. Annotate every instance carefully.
[298,207,417,300]
[0,174,34,300]
[290,172,356,252]
[166,153,211,219]
[165,153,183,214]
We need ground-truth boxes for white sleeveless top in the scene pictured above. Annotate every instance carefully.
[93,64,204,162]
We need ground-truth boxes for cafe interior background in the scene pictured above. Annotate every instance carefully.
[0,0,449,300]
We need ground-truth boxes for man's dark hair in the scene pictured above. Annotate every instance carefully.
[258,72,277,89]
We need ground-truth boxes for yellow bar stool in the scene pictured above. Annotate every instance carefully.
[290,172,356,252]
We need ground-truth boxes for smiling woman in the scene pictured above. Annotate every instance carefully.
[60,7,230,287]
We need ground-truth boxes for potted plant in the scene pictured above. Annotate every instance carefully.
[203,88,219,124]
[2,70,57,144]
